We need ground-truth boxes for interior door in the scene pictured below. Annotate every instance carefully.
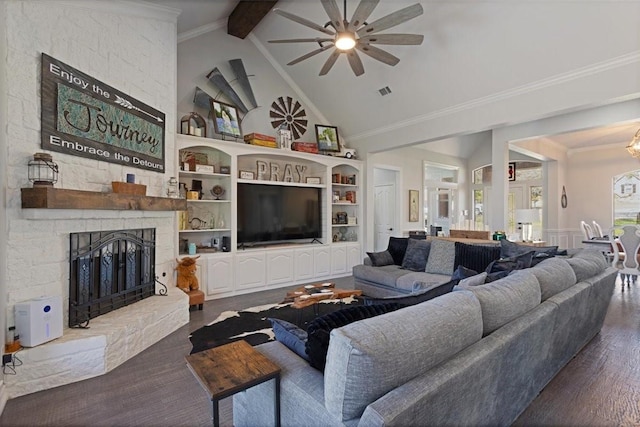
[374,184,396,251]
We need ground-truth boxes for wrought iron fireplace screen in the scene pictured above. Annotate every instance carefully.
[69,228,156,328]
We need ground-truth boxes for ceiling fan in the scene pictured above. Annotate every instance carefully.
[269,0,424,77]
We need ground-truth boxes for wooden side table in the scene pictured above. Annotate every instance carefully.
[186,340,281,427]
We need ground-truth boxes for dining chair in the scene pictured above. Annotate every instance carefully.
[580,221,594,240]
[610,225,640,285]
[592,221,605,239]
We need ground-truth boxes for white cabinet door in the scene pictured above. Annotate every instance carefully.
[347,243,362,272]
[206,255,234,296]
[267,250,294,287]
[235,251,266,290]
[294,248,314,282]
[331,245,347,274]
[314,246,331,278]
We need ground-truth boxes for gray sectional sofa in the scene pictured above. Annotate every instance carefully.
[233,248,616,426]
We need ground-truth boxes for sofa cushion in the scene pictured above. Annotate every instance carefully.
[352,264,409,288]
[366,250,395,267]
[387,237,409,266]
[529,257,577,300]
[424,239,456,275]
[305,303,402,371]
[454,242,502,274]
[269,318,309,361]
[324,291,483,421]
[463,270,541,335]
[457,272,488,288]
[401,239,431,271]
[565,248,608,282]
[395,271,451,292]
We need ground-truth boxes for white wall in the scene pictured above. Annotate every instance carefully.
[0,0,8,414]
[1,0,180,378]
[364,147,466,252]
[177,26,327,143]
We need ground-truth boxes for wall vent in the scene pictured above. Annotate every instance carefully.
[378,86,392,96]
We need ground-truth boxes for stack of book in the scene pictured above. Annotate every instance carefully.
[292,142,319,154]
[244,133,277,148]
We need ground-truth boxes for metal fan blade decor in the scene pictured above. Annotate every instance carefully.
[269,0,424,76]
[269,96,308,140]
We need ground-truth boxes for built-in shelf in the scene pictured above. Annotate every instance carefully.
[21,187,187,211]
[179,228,231,233]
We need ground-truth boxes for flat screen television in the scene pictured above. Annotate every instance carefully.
[237,183,322,245]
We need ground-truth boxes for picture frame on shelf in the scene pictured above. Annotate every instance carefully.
[315,124,340,152]
[409,189,419,222]
[239,170,254,180]
[211,100,241,138]
[219,166,230,175]
[306,177,321,184]
[195,164,214,173]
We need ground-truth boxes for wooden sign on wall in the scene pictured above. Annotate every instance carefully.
[40,53,165,172]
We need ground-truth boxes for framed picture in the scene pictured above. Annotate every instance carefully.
[315,124,340,152]
[211,100,241,138]
[239,170,254,180]
[306,177,321,184]
[219,166,230,174]
[409,190,419,222]
[508,162,516,181]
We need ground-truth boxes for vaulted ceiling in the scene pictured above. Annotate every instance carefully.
[155,0,640,159]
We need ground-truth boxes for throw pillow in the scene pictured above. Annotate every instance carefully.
[454,242,501,274]
[451,265,478,281]
[457,272,488,288]
[485,251,535,275]
[500,239,559,259]
[387,237,409,266]
[401,239,431,272]
[424,239,456,275]
[269,318,309,361]
[306,303,402,371]
[361,280,456,306]
[366,250,395,267]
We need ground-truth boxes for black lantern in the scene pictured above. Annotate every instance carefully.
[28,152,59,187]
[180,112,206,138]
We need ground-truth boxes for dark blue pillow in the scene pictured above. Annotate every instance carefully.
[451,265,478,281]
[269,318,309,361]
[387,237,409,266]
[486,251,535,275]
[401,239,431,272]
[366,250,395,266]
[454,242,501,274]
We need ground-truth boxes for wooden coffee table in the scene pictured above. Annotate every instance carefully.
[185,340,281,427]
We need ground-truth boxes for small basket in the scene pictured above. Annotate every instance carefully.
[112,181,147,196]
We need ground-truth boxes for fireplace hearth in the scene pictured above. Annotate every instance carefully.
[69,228,156,328]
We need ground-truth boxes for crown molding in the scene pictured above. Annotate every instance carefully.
[350,50,640,143]
[178,18,227,44]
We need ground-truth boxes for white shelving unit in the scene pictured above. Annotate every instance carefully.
[176,134,363,299]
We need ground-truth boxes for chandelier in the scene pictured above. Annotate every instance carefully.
[626,128,640,158]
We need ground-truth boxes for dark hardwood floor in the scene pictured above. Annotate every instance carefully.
[1,275,639,426]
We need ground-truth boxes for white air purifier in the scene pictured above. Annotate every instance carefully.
[15,296,63,347]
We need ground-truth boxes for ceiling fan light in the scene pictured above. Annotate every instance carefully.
[335,33,356,50]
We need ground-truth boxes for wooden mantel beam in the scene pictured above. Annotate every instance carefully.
[228,0,278,39]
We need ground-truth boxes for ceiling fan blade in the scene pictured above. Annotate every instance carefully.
[356,44,400,66]
[359,33,424,45]
[319,50,341,75]
[321,0,345,32]
[348,0,379,31]
[274,9,335,36]
[346,50,365,76]
[356,3,423,37]
[287,45,333,66]
[269,38,333,43]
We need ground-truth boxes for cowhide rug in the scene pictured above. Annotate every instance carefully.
[189,297,358,354]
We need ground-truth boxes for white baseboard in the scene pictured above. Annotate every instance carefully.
[0,381,8,417]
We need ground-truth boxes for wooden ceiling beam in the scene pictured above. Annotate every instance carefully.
[228,1,279,39]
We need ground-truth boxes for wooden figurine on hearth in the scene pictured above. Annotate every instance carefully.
[175,256,200,293]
